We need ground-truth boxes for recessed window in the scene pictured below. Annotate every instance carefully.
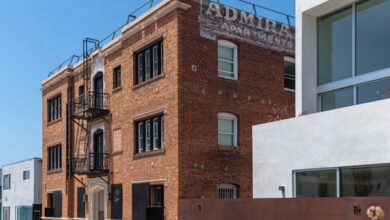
[136,115,164,154]
[23,170,30,180]
[135,41,163,84]
[218,183,238,199]
[47,191,62,217]
[48,145,62,171]
[218,113,238,147]
[48,95,62,122]
[284,57,295,91]
[3,174,11,190]
[218,40,238,80]
[113,66,122,89]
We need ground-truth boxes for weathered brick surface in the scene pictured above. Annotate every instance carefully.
[41,1,294,219]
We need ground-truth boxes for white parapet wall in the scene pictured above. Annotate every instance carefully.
[253,99,390,198]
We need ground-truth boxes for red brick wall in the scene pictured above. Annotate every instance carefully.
[177,0,294,200]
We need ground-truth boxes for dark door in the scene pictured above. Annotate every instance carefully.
[93,72,104,108]
[77,187,86,218]
[93,129,104,170]
[111,184,123,219]
[132,183,150,220]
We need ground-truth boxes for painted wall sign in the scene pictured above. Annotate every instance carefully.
[199,1,295,53]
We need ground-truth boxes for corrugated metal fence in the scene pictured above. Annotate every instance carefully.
[179,197,390,220]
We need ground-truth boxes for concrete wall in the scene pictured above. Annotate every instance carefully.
[253,99,390,198]
[2,158,42,220]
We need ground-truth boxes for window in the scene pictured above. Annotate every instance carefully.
[218,113,238,147]
[3,174,11,190]
[295,169,337,197]
[78,85,85,96]
[16,206,33,220]
[136,115,164,154]
[113,66,122,89]
[320,87,354,111]
[284,57,295,91]
[48,145,62,171]
[48,95,62,122]
[135,41,163,84]
[218,184,238,199]
[218,40,238,80]
[317,0,390,110]
[23,170,30,180]
[150,185,164,207]
[295,164,390,197]
[3,207,10,220]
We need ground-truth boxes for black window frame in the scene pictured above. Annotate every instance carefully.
[113,66,122,89]
[135,115,164,154]
[48,95,62,123]
[48,145,62,171]
[284,57,296,91]
[135,41,164,85]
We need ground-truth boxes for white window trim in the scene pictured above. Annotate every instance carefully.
[284,56,296,92]
[218,112,238,147]
[218,40,238,80]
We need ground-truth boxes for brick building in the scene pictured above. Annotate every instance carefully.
[41,0,295,219]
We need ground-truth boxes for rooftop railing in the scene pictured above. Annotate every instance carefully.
[47,0,162,77]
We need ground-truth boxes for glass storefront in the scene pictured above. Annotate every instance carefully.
[296,170,337,197]
[320,87,354,111]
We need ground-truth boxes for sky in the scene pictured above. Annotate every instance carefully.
[0,0,294,166]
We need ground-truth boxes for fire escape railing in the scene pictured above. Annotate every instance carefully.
[72,153,110,175]
[72,92,110,119]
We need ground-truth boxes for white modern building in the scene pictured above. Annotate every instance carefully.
[2,158,42,220]
[253,0,390,198]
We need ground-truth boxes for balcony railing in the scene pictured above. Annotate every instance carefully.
[72,92,110,119]
[72,153,110,176]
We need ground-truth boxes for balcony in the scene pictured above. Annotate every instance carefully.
[72,153,110,176]
[72,92,110,120]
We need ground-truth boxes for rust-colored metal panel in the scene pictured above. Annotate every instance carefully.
[179,198,390,220]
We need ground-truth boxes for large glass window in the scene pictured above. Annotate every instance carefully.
[295,165,390,197]
[356,0,390,75]
[317,1,390,111]
[295,170,337,197]
[341,166,390,197]
[320,87,354,111]
[318,8,352,85]
[48,145,62,171]
[48,95,62,122]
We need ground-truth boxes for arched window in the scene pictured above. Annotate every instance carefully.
[218,112,238,147]
[218,183,238,199]
[218,40,238,80]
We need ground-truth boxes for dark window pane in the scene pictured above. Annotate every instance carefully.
[114,66,121,89]
[318,8,352,84]
[296,170,337,197]
[341,166,390,197]
[137,54,144,83]
[356,0,390,75]
[284,60,295,90]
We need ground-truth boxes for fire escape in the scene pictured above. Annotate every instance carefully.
[70,38,111,177]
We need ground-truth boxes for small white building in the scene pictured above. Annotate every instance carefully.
[2,158,42,220]
[253,0,390,198]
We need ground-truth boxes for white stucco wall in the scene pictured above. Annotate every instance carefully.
[253,99,390,198]
[2,158,42,220]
